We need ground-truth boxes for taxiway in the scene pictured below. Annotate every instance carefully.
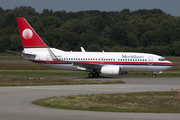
[0,77,180,120]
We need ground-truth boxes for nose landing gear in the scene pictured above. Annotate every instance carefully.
[152,71,162,78]
[152,74,156,78]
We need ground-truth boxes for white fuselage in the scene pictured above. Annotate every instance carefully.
[22,48,174,73]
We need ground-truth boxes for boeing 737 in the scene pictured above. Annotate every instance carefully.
[16,17,174,78]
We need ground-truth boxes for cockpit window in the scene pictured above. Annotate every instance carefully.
[158,58,167,61]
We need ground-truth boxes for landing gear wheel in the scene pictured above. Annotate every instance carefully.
[88,73,94,78]
[93,72,99,78]
[88,72,99,78]
[152,74,156,78]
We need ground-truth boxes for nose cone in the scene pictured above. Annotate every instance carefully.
[161,61,174,71]
[169,61,174,66]
[168,61,174,69]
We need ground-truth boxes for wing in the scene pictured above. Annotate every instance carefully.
[72,61,102,70]
[47,48,102,70]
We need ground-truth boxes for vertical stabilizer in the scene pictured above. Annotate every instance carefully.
[16,17,48,48]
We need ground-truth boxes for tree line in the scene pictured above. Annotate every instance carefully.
[0,6,180,56]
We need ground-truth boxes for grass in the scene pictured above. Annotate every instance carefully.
[32,91,180,113]
[0,77,125,86]
[0,70,87,77]
[1,70,180,77]
[0,56,25,61]
[0,63,56,70]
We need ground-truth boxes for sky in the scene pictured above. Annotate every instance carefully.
[1,0,180,16]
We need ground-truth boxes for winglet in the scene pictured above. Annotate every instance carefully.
[81,47,86,52]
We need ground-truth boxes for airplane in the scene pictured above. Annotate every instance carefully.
[16,17,174,78]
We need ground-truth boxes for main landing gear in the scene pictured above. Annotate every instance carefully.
[88,72,99,78]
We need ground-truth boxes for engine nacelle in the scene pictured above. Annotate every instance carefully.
[100,66,128,75]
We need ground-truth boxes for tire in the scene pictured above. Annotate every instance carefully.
[152,74,156,78]
[88,73,94,78]
[93,72,99,78]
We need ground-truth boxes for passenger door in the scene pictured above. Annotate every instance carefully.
[148,56,153,65]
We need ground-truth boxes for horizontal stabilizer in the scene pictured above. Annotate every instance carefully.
[22,52,36,57]
[7,50,36,57]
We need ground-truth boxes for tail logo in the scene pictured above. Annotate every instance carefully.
[22,28,33,39]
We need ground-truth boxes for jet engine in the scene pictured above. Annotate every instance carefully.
[100,66,128,75]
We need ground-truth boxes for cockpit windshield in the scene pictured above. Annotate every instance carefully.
[158,58,167,61]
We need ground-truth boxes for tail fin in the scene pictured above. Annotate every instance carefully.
[16,17,48,48]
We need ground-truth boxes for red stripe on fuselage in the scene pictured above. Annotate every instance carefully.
[30,60,174,66]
